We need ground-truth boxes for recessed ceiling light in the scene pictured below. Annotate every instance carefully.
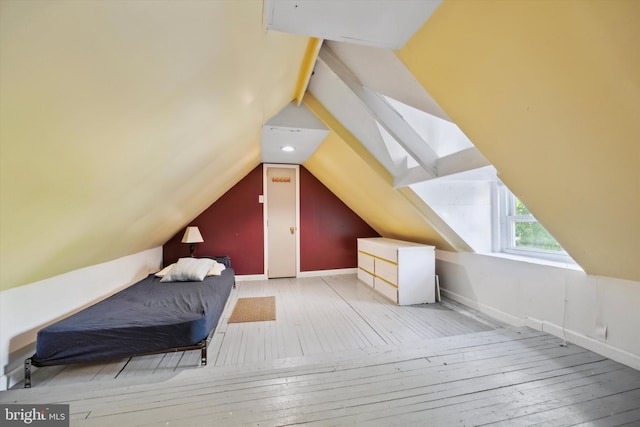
[281,145,295,152]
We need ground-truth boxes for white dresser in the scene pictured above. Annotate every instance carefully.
[357,237,435,305]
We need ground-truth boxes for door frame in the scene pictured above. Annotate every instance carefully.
[263,164,300,278]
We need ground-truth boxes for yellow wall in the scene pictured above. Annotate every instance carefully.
[0,1,308,291]
[3,0,638,291]
[398,0,640,281]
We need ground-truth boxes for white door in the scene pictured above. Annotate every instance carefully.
[266,166,297,278]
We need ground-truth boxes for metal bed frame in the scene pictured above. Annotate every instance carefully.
[24,260,236,388]
[24,325,218,388]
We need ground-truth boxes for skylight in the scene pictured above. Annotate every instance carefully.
[374,121,419,169]
[383,95,474,158]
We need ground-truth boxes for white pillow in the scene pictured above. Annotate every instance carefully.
[207,261,227,276]
[155,263,176,277]
[160,258,215,282]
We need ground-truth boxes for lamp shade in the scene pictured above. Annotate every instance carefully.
[181,226,204,244]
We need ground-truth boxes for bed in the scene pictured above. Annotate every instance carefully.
[24,256,235,388]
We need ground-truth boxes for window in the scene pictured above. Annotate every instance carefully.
[494,182,574,263]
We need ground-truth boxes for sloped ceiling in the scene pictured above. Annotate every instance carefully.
[2,0,638,292]
[397,0,640,282]
[0,0,309,290]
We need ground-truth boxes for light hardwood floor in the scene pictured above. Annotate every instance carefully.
[2,274,639,426]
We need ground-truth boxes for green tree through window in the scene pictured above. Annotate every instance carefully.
[512,199,563,252]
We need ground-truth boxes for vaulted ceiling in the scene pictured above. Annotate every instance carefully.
[1,0,638,291]
[0,0,309,290]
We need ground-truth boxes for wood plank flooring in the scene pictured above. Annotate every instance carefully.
[2,274,639,426]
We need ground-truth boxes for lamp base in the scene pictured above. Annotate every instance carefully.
[189,243,195,257]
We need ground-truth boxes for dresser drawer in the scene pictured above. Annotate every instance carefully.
[357,238,377,255]
[374,277,398,302]
[374,245,398,263]
[358,251,375,274]
[357,268,374,288]
[374,258,398,286]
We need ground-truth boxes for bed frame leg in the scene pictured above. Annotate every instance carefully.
[201,346,207,366]
[233,280,236,289]
[24,358,32,389]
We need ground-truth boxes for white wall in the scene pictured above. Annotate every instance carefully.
[436,250,640,370]
[0,247,162,390]
[410,177,494,253]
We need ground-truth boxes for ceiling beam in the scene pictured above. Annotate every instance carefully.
[318,46,439,177]
[437,147,491,177]
[393,166,432,188]
[304,92,470,253]
[302,92,392,185]
[264,0,441,50]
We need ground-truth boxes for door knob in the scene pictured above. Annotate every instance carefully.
[290,226,295,234]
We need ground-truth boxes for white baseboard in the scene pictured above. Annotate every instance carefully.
[530,317,640,371]
[441,289,640,371]
[3,365,27,391]
[235,269,356,281]
[441,289,525,327]
[2,343,36,390]
[234,274,268,281]
[297,268,358,278]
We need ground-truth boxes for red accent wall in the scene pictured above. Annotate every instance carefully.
[299,167,379,271]
[163,164,265,274]
[163,164,379,275]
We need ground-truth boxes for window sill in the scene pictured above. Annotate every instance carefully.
[478,251,584,272]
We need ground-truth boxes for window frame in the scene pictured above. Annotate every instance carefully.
[494,182,575,264]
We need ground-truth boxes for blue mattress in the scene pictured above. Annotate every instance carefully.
[32,265,234,366]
